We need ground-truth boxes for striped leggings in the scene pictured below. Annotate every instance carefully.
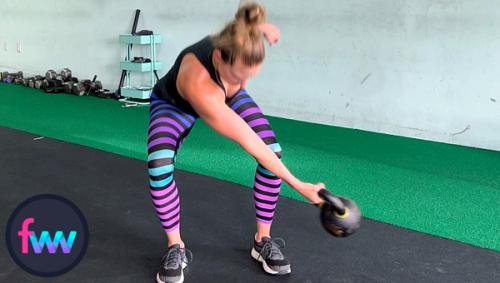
[147,89,282,233]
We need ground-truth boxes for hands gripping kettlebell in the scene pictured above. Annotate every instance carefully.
[316,189,361,237]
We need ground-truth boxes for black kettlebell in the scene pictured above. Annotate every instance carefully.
[317,189,361,237]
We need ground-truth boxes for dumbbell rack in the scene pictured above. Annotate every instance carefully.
[118,33,162,101]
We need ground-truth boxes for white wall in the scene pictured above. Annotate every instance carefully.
[1,0,499,150]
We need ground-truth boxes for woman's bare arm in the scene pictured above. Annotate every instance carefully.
[177,55,324,204]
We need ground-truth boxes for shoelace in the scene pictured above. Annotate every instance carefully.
[259,238,286,260]
[162,247,193,269]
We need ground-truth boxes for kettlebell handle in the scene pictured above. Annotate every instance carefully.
[318,189,346,215]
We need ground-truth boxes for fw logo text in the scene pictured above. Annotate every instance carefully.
[17,217,77,254]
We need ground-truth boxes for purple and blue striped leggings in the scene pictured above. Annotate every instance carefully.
[147,89,282,233]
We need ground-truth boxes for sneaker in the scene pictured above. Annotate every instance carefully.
[156,244,192,283]
[251,237,291,275]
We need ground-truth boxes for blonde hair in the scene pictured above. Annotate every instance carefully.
[211,2,266,66]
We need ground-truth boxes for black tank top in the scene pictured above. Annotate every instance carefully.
[153,36,226,115]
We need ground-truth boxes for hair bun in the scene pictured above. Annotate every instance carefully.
[236,2,266,26]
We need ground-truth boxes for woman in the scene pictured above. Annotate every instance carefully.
[148,3,325,283]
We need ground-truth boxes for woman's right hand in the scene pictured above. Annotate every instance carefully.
[259,22,280,46]
[294,181,326,205]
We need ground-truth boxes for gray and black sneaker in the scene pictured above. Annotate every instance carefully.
[156,244,192,283]
[251,237,291,275]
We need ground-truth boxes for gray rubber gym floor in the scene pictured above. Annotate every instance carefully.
[0,126,499,282]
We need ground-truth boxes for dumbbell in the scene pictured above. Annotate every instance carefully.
[34,76,47,89]
[1,71,23,82]
[46,68,72,80]
[43,69,69,92]
[88,75,103,94]
[14,77,24,85]
[45,70,58,80]
[71,79,91,96]
[60,68,72,81]
[28,77,39,88]
[2,77,14,83]
[28,78,35,88]
[28,76,45,88]
[89,80,103,92]
[317,189,361,237]
[73,75,102,96]
[43,79,65,93]
[59,68,78,94]
[63,78,79,94]
[40,79,49,90]
[21,77,32,87]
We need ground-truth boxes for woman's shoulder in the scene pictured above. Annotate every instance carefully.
[176,54,223,101]
[178,53,210,83]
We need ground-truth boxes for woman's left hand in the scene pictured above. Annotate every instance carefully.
[259,22,280,46]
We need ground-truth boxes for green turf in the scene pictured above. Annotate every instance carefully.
[1,83,499,251]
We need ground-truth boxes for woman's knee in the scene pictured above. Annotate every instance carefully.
[147,150,176,185]
[148,159,175,176]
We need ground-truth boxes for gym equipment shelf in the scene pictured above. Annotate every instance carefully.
[119,34,162,44]
[120,61,162,72]
[119,34,162,100]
